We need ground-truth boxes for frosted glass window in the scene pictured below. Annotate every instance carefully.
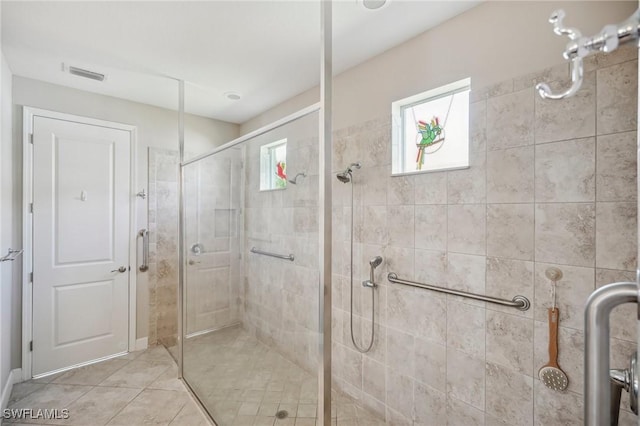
[260,139,287,191]
[392,78,470,175]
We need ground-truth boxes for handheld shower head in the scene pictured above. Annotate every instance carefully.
[369,256,383,268]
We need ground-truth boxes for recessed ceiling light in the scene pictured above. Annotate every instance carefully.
[224,92,242,101]
[362,0,387,10]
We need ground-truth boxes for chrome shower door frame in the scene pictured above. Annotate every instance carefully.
[177,3,333,425]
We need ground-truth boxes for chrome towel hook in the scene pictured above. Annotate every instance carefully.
[537,8,640,100]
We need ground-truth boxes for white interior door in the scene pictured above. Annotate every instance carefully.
[185,155,240,336]
[32,116,131,376]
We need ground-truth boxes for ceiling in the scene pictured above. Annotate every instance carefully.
[1,1,481,124]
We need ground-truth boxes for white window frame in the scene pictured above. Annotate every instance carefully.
[391,78,471,176]
[259,138,287,191]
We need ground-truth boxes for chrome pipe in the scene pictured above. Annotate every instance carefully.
[387,273,530,311]
[249,247,294,262]
[138,229,149,272]
[181,103,321,167]
[584,282,638,426]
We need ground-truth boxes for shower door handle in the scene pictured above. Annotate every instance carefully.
[138,229,149,272]
[584,281,638,425]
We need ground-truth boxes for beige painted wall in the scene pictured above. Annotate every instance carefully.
[241,1,637,134]
[11,76,240,346]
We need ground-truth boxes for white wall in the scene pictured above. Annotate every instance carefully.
[11,76,240,344]
[1,52,17,395]
[241,1,637,134]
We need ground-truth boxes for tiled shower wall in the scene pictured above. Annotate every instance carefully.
[243,115,321,373]
[148,148,180,347]
[330,45,639,425]
[148,148,242,347]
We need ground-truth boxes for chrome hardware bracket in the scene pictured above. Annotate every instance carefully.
[537,8,640,100]
[0,248,24,262]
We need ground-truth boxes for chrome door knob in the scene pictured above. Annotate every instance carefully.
[111,266,127,273]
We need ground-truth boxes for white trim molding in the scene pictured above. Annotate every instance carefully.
[134,337,148,351]
[21,107,139,381]
[1,368,22,412]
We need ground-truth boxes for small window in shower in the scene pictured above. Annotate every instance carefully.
[260,139,287,191]
[391,78,470,175]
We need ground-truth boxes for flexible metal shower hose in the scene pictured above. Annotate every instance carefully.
[348,177,375,353]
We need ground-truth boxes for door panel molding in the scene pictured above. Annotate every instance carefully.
[22,107,138,380]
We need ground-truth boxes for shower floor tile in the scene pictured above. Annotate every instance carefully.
[5,346,211,426]
[176,325,386,426]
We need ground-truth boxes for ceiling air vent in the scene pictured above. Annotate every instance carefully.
[68,66,105,82]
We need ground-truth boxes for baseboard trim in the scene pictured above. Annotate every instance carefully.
[135,337,148,351]
[1,369,22,412]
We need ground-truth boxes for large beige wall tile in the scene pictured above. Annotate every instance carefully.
[414,205,447,251]
[448,155,486,204]
[413,337,446,392]
[487,146,534,203]
[388,175,414,205]
[534,203,595,267]
[595,202,637,271]
[414,171,448,205]
[469,100,487,152]
[387,205,415,249]
[446,349,485,410]
[447,205,486,255]
[533,380,583,426]
[486,311,534,376]
[485,257,534,318]
[597,60,638,135]
[534,72,596,144]
[487,88,535,150]
[414,249,447,287]
[486,204,534,261]
[533,263,595,331]
[446,397,485,426]
[596,131,637,202]
[413,383,447,426]
[535,137,595,202]
[485,362,534,426]
[446,300,485,358]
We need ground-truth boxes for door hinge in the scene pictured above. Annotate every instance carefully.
[29,134,33,144]
[29,341,33,351]
[29,203,33,213]
[29,272,33,283]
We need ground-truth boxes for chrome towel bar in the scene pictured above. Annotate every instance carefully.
[0,248,23,262]
[387,272,530,311]
[250,247,294,262]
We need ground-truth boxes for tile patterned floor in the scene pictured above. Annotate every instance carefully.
[4,346,211,426]
[176,325,385,426]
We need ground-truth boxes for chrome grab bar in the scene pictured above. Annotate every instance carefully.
[138,229,149,272]
[584,282,638,426]
[250,247,294,262]
[387,272,530,311]
[0,248,23,262]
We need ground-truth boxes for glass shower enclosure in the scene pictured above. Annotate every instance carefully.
[180,108,329,425]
